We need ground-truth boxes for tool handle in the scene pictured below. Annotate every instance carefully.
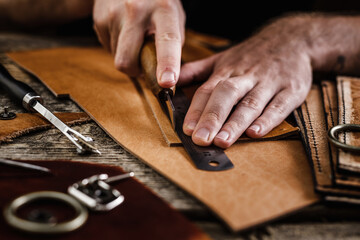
[140,35,174,100]
[0,64,39,106]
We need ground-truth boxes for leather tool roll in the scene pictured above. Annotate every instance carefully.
[6,30,317,232]
[0,160,209,240]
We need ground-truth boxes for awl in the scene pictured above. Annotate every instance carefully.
[140,36,234,171]
[0,64,101,155]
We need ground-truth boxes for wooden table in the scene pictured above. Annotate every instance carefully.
[1,30,360,240]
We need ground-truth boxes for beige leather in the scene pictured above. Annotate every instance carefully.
[321,80,360,188]
[337,77,360,173]
[0,112,90,142]
[7,44,317,231]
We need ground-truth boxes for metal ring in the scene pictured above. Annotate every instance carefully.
[3,191,88,234]
[328,124,360,153]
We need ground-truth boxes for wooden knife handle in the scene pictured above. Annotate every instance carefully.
[140,35,162,97]
[140,35,174,99]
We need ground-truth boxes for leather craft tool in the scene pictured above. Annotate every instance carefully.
[0,158,51,174]
[140,36,234,171]
[0,64,101,155]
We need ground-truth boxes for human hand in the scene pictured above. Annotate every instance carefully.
[178,17,313,148]
[93,0,185,88]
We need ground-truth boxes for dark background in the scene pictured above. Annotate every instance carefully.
[181,0,360,42]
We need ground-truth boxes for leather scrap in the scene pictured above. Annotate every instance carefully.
[0,112,90,143]
[0,160,209,240]
[7,41,317,231]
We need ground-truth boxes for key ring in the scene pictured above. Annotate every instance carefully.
[328,124,360,153]
[3,191,88,234]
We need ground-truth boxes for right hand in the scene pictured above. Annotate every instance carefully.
[92,0,185,88]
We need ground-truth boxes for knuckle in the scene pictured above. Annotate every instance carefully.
[196,85,214,95]
[204,109,221,123]
[157,0,176,11]
[238,96,261,112]
[157,32,182,43]
[115,58,133,74]
[157,55,178,67]
[125,0,143,15]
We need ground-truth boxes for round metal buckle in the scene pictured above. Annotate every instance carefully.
[3,191,88,234]
[328,124,360,153]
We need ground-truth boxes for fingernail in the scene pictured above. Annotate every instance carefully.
[216,131,229,141]
[186,121,197,131]
[160,71,175,84]
[194,128,210,141]
[248,124,261,133]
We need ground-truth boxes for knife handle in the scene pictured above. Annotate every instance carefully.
[140,35,174,100]
[0,64,42,110]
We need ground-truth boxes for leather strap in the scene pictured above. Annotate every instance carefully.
[336,77,360,173]
[295,83,360,199]
[321,80,360,187]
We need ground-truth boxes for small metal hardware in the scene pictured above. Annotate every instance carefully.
[68,172,134,211]
[328,124,360,153]
[0,106,16,120]
[3,191,88,234]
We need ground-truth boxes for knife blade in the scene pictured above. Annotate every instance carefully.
[140,36,234,171]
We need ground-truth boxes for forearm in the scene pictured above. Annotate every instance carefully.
[0,0,93,28]
[267,14,360,75]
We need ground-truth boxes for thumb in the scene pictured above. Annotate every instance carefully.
[178,54,218,86]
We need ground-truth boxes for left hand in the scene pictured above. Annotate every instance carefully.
[178,17,313,148]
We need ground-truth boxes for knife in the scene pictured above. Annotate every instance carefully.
[140,36,234,171]
[0,64,101,155]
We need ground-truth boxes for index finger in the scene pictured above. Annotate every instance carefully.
[153,8,184,88]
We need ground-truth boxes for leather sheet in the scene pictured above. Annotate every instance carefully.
[0,112,90,142]
[0,160,209,240]
[7,44,317,231]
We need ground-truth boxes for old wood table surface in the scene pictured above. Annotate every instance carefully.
[1,30,360,240]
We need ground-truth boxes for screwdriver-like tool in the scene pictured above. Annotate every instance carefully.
[0,64,101,155]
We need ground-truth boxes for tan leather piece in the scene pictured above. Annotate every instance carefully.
[321,80,360,188]
[296,85,333,187]
[295,83,360,197]
[0,112,90,143]
[337,77,360,173]
[7,46,318,232]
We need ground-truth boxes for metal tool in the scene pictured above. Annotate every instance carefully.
[140,36,234,171]
[68,172,134,211]
[0,64,101,155]
[0,158,51,174]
